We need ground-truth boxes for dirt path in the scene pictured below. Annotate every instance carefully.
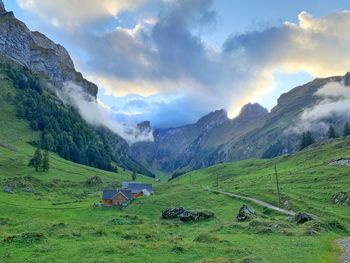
[208,188,296,216]
[338,238,350,263]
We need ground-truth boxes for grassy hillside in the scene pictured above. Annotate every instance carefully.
[1,70,349,262]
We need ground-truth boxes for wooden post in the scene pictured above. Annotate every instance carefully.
[216,173,219,190]
[275,164,281,204]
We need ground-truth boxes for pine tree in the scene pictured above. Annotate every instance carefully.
[327,125,338,139]
[115,166,118,173]
[344,122,350,137]
[132,171,137,181]
[300,131,315,150]
[42,150,50,172]
[29,148,43,172]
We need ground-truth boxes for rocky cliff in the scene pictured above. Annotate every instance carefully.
[0,1,97,97]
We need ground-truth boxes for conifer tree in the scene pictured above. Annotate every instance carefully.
[42,150,50,172]
[327,125,338,139]
[132,171,137,181]
[29,148,42,172]
[300,131,315,150]
[344,122,350,137]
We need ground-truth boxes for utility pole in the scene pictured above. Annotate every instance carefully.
[274,164,281,204]
[216,173,219,190]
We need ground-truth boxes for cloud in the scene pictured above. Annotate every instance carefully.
[16,0,144,28]
[287,81,350,134]
[57,82,154,144]
[17,0,350,127]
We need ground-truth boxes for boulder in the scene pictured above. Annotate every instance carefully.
[236,204,254,221]
[3,186,13,194]
[332,192,350,206]
[161,207,215,222]
[161,207,187,219]
[22,187,35,193]
[295,212,312,224]
[85,176,103,187]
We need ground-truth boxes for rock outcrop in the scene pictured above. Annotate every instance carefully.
[0,1,97,97]
[161,207,215,222]
[236,204,254,221]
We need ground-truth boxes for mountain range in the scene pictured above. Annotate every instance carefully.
[130,74,349,178]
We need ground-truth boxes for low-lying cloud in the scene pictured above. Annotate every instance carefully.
[287,81,350,134]
[57,82,154,144]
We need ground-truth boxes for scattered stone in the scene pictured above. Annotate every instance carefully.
[93,202,103,208]
[22,187,35,193]
[161,207,215,222]
[329,158,350,167]
[85,176,103,187]
[3,186,13,194]
[333,192,350,206]
[295,212,312,224]
[236,204,254,221]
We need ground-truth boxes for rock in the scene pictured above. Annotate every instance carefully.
[85,176,103,187]
[3,186,13,194]
[0,0,6,14]
[332,192,350,206]
[161,207,187,219]
[329,158,350,167]
[0,9,97,97]
[161,207,215,222]
[295,212,312,224]
[22,187,35,193]
[236,204,254,221]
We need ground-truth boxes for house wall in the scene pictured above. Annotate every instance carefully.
[112,193,128,205]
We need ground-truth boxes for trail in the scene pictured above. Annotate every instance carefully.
[338,238,350,263]
[208,188,296,216]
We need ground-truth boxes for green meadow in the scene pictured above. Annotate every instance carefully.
[0,78,349,263]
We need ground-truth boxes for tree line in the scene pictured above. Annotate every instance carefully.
[299,123,350,150]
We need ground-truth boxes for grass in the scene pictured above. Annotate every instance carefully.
[0,78,349,262]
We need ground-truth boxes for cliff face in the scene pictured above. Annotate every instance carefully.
[0,1,97,97]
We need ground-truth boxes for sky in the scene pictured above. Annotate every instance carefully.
[4,0,350,128]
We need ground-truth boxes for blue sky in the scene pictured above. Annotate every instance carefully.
[5,0,350,128]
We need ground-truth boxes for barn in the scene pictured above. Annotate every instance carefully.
[122,182,154,198]
[102,189,132,206]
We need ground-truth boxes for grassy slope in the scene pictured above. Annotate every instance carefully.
[0,78,349,262]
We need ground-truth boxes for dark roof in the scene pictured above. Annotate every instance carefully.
[102,189,132,200]
[122,182,153,194]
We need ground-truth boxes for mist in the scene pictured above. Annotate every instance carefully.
[287,80,350,134]
[57,82,154,144]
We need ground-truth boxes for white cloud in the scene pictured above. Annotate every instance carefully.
[17,0,144,28]
[287,81,350,134]
[57,82,154,144]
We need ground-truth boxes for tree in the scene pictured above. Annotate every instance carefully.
[300,131,315,150]
[327,125,338,139]
[344,122,350,137]
[42,150,50,172]
[115,166,118,173]
[29,148,42,171]
[132,171,137,181]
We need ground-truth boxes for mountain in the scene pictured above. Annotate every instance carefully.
[0,1,153,177]
[0,1,97,97]
[130,75,349,178]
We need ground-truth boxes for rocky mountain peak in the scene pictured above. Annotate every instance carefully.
[0,3,98,98]
[196,109,229,130]
[0,1,6,14]
[137,121,152,133]
[344,72,350,86]
[235,103,268,122]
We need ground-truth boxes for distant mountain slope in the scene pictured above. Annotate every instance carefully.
[131,74,350,177]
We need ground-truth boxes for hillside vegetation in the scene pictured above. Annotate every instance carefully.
[0,84,349,262]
